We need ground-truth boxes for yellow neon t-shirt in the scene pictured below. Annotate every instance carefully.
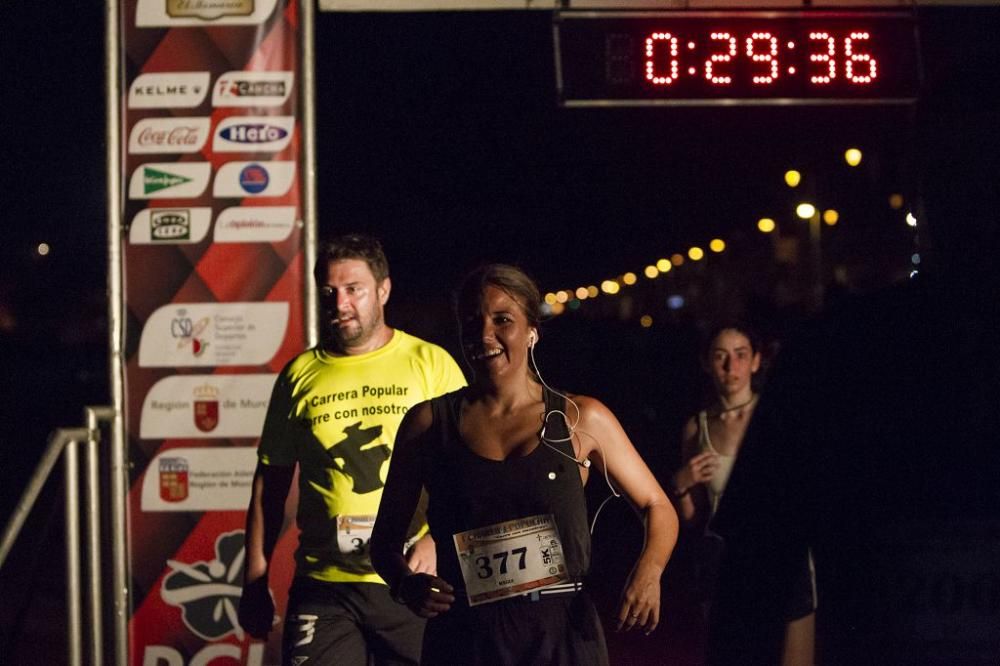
[259,329,466,583]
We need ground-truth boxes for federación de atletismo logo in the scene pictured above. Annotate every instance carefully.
[161,530,260,641]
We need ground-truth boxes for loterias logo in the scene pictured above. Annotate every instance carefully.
[213,161,294,199]
[160,531,250,641]
[213,71,293,108]
[136,0,277,27]
[129,162,210,199]
[213,116,293,153]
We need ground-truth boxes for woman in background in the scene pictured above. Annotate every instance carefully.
[670,323,815,666]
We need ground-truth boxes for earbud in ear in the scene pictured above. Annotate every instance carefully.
[529,330,537,347]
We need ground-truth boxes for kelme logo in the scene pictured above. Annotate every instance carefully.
[144,167,193,195]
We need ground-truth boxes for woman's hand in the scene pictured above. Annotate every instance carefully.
[394,572,456,618]
[674,451,719,493]
[405,534,437,575]
[616,560,664,634]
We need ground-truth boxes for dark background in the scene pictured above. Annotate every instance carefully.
[2,3,998,661]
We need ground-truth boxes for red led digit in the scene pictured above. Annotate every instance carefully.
[845,32,877,84]
[746,32,779,84]
[645,32,680,85]
[705,32,737,84]
[808,31,836,84]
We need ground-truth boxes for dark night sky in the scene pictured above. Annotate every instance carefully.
[1,1,998,541]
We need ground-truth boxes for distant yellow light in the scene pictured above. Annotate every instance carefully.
[709,238,726,253]
[671,253,685,266]
[556,290,569,304]
[888,193,904,210]
[656,258,671,272]
[688,247,704,261]
[845,148,862,167]
[601,280,620,295]
[905,212,917,228]
[575,287,589,300]
[550,302,566,315]
[784,170,802,187]
[544,292,557,305]
[587,285,599,298]
[644,265,659,279]
[796,203,816,219]
[640,315,653,328]
[823,209,839,226]
[36,242,51,256]
[622,272,637,285]
[757,217,776,233]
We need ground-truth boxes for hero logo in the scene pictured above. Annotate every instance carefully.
[129,118,210,154]
[147,530,269,665]
[213,116,294,153]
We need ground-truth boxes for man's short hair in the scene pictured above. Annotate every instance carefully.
[313,234,390,284]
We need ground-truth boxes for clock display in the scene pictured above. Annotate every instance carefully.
[555,11,920,106]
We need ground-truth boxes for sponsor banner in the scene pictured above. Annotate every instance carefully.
[136,0,279,27]
[213,161,295,198]
[213,70,294,108]
[140,373,275,439]
[129,162,211,199]
[138,302,289,367]
[141,447,257,511]
[214,206,296,243]
[212,116,294,153]
[129,207,213,244]
[160,530,248,640]
[128,72,210,109]
[129,117,212,155]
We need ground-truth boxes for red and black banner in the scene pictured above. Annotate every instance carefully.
[119,1,305,662]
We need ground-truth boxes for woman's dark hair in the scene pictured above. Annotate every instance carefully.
[701,321,762,359]
[455,263,542,330]
[313,233,390,284]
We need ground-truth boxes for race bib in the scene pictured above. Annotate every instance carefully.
[336,514,375,555]
[453,513,568,606]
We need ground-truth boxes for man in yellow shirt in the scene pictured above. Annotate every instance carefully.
[239,234,465,664]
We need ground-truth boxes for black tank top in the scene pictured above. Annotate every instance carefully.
[422,387,592,594]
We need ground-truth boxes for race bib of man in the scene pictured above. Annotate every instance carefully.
[336,514,375,555]
[453,513,568,606]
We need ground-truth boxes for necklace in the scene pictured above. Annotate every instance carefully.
[718,394,757,414]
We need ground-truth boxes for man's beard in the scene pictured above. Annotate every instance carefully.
[321,309,381,350]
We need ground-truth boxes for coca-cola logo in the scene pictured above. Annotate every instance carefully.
[138,125,203,146]
[129,117,210,155]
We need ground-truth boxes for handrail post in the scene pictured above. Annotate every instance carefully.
[64,436,83,666]
[85,406,113,665]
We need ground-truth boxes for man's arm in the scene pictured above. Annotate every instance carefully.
[239,461,295,638]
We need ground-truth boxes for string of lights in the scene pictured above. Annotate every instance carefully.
[541,146,920,322]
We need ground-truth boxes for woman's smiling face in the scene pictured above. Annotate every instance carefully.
[461,284,536,381]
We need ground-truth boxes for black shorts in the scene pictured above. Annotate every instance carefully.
[282,578,425,666]
[421,590,608,666]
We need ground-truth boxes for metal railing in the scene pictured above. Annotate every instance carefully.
[0,405,122,666]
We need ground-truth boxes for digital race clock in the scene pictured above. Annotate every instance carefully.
[554,11,921,106]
